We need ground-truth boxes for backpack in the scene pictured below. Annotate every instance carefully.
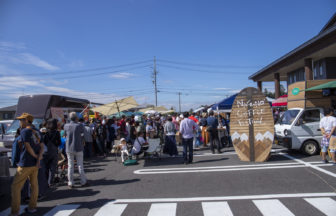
[11,136,22,168]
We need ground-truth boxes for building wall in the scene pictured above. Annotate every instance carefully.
[287,79,336,110]
[0,112,15,120]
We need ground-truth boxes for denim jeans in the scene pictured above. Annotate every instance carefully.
[182,138,193,163]
[66,151,87,186]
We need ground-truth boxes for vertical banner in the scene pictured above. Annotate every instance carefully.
[230,87,274,162]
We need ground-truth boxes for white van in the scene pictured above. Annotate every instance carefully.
[274,107,324,155]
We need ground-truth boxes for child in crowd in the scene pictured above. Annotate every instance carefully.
[118,138,129,163]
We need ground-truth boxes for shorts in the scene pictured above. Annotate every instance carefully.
[321,145,336,153]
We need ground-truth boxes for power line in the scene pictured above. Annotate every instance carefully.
[157,64,252,74]
[2,64,151,81]
[157,58,261,69]
[7,60,153,77]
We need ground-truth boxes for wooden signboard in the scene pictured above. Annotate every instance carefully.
[230,87,274,162]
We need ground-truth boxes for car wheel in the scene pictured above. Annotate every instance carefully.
[302,140,319,156]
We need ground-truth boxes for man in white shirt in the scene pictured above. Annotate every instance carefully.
[319,108,336,164]
[179,112,198,164]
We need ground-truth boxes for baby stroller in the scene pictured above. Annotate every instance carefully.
[54,138,68,185]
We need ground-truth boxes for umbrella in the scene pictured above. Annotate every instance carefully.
[145,110,157,115]
[139,106,168,113]
[303,81,336,91]
[133,111,144,116]
[91,96,139,116]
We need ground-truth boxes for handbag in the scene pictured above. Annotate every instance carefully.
[329,136,336,150]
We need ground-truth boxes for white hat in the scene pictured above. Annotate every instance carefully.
[134,116,139,121]
[120,138,126,142]
[179,114,184,118]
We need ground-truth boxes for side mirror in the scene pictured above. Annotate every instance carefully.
[296,119,303,126]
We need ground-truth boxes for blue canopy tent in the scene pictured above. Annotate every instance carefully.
[211,94,237,112]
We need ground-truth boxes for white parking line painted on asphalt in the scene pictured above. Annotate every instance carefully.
[147,203,177,216]
[43,204,80,216]
[94,202,127,216]
[202,201,234,216]
[0,205,27,216]
[134,161,334,174]
[280,153,336,178]
[304,198,336,216]
[253,199,294,216]
[113,192,336,204]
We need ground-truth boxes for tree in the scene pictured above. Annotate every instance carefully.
[263,84,287,98]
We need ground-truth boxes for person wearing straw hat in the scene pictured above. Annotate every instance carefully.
[10,113,44,215]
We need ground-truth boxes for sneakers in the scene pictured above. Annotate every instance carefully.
[323,160,329,163]
[24,207,37,214]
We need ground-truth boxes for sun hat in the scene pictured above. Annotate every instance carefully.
[17,113,34,122]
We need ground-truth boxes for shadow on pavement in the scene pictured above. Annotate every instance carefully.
[88,178,140,186]
[41,188,100,202]
[194,157,228,164]
[143,157,184,167]
[32,198,115,216]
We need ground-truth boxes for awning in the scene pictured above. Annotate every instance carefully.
[303,80,336,91]
[211,94,238,110]
[272,95,287,107]
[91,96,139,116]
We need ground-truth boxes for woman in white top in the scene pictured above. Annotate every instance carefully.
[319,108,336,164]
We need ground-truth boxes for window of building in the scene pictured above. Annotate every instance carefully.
[313,59,326,80]
[287,67,305,85]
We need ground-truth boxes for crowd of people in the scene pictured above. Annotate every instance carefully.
[7,106,336,216]
[8,110,231,216]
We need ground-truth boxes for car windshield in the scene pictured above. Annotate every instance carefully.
[278,110,300,125]
[5,119,44,135]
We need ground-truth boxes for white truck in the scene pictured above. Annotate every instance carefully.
[274,107,324,155]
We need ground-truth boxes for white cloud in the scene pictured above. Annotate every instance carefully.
[19,53,59,71]
[228,89,241,94]
[0,76,40,88]
[0,41,26,50]
[109,72,135,79]
[68,60,84,68]
[213,87,231,90]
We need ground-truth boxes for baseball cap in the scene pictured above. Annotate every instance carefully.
[120,138,126,142]
[17,113,34,122]
[179,114,184,118]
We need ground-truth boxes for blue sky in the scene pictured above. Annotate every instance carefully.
[0,0,335,111]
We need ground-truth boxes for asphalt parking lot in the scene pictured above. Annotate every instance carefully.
[1,146,336,216]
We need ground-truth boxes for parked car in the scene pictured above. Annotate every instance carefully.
[274,107,324,155]
[0,120,13,135]
[0,94,89,148]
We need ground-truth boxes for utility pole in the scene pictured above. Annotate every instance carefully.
[178,92,181,113]
[153,56,158,107]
